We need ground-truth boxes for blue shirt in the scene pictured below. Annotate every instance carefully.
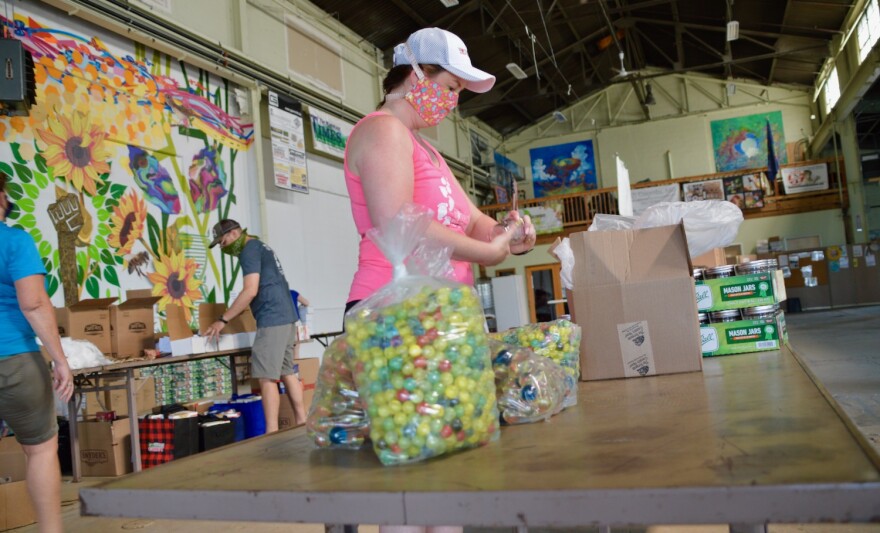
[0,222,46,358]
[239,239,295,328]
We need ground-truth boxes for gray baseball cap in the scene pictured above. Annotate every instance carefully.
[209,219,241,248]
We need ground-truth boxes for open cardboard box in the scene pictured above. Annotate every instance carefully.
[166,303,256,356]
[111,290,161,359]
[56,297,118,356]
[566,223,703,381]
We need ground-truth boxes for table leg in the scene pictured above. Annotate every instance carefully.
[127,369,142,472]
[68,392,81,482]
[730,525,767,533]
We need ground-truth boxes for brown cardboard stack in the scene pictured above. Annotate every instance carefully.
[55,298,118,356]
[110,290,161,359]
[78,417,133,476]
[0,439,35,530]
[568,224,702,381]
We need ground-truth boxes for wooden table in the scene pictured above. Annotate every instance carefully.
[70,348,252,481]
[79,346,880,531]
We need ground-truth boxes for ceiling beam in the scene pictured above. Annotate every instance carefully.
[625,16,836,41]
[632,25,677,67]
[671,0,684,69]
[768,0,795,85]
[388,0,429,28]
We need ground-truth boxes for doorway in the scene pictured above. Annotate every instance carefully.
[525,264,568,323]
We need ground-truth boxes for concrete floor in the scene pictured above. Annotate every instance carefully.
[12,307,880,532]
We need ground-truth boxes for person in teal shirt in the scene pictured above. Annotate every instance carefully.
[0,173,73,533]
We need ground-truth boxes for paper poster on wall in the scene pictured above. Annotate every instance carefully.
[493,152,525,186]
[269,91,308,193]
[494,200,563,235]
[304,106,352,162]
[723,176,744,209]
[631,184,680,216]
[781,163,829,194]
[683,179,724,202]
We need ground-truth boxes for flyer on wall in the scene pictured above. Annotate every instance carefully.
[268,91,309,193]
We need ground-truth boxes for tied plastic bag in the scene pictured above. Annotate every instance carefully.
[489,340,572,424]
[307,335,369,449]
[345,204,499,466]
[490,319,581,408]
[587,200,743,259]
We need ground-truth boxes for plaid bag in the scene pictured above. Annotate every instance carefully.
[139,417,199,469]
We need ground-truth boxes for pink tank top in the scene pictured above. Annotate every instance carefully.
[344,112,473,302]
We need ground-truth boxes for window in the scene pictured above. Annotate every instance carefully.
[858,0,880,63]
[823,66,841,113]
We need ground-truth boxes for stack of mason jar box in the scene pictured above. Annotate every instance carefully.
[694,259,788,357]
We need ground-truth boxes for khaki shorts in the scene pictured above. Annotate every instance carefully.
[0,352,58,445]
[251,324,296,380]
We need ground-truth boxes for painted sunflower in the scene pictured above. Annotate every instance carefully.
[107,191,146,256]
[36,113,112,195]
[147,251,203,322]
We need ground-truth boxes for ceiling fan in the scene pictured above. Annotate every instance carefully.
[610,51,646,81]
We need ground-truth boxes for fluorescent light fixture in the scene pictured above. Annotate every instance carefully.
[506,62,528,80]
[552,110,567,123]
[440,0,459,7]
[726,82,736,96]
[726,20,740,41]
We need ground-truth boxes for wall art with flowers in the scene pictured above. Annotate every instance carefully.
[0,4,257,327]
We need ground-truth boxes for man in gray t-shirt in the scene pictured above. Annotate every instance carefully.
[204,219,306,432]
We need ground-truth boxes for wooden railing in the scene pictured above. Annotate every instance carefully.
[481,158,849,244]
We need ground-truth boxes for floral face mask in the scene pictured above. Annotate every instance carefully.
[221,230,248,257]
[393,43,460,126]
[404,76,459,126]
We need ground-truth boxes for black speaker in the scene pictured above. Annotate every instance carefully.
[0,39,36,116]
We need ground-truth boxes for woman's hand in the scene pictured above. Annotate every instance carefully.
[53,358,74,403]
[497,211,537,255]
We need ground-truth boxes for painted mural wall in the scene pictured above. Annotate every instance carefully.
[1,4,256,326]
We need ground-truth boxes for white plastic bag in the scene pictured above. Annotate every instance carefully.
[588,214,636,232]
[635,200,743,258]
[550,237,575,291]
[40,337,113,370]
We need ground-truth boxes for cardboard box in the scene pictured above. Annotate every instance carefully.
[0,439,27,484]
[568,224,702,381]
[78,417,132,477]
[278,358,319,430]
[693,247,728,268]
[167,304,255,356]
[701,312,788,357]
[695,270,787,312]
[111,291,161,359]
[55,297,118,356]
[94,377,157,418]
[0,480,36,530]
[198,303,256,335]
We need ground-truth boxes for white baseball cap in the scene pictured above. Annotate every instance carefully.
[392,28,496,93]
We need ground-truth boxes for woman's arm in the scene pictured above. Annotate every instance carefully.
[16,275,73,401]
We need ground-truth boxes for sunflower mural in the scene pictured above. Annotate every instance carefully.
[0,5,255,328]
[147,252,203,322]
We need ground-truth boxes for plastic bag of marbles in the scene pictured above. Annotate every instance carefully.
[490,319,581,408]
[489,340,572,425]
[344,204,500,466]
[307,335,370,450]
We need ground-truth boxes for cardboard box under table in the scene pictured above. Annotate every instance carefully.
[77,416,133,477]
[110,290,161,359]
[0,439,35,530]
[56,297,118,356]
[277,357,319,430]
[568,224,702,381]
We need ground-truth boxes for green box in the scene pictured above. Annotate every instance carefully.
[701,312,788,357]
[695,270,786,312]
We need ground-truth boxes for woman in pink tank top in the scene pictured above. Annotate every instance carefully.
[344,27,536,309]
